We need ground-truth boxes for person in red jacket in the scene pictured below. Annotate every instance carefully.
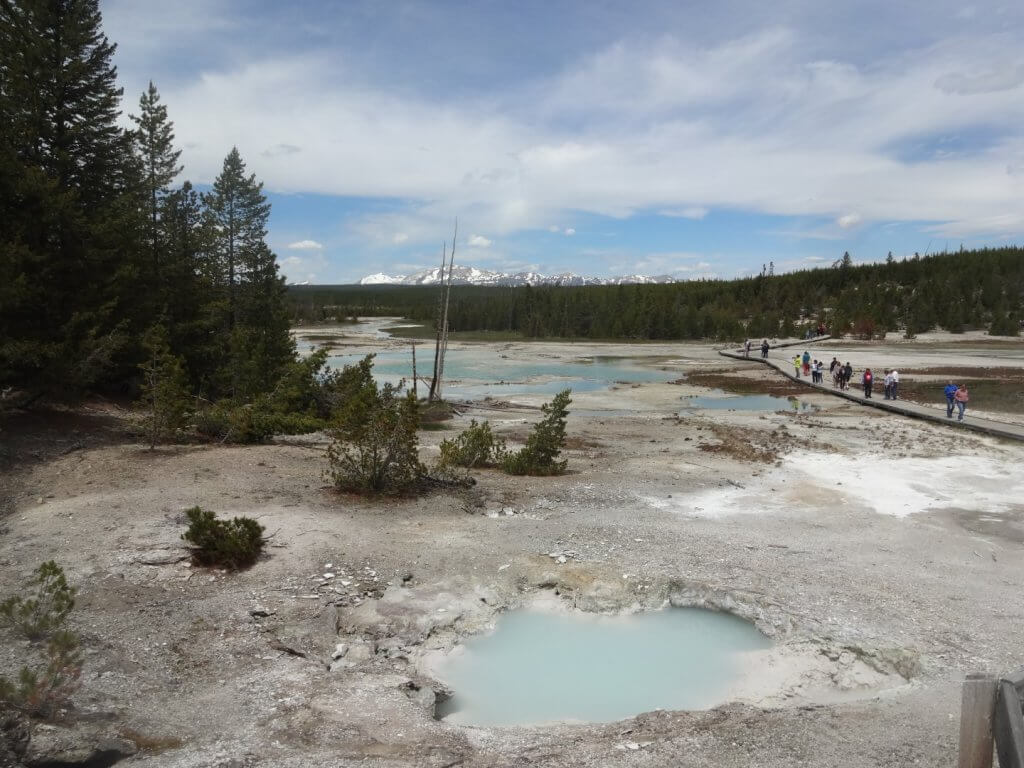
[862,368,874,398]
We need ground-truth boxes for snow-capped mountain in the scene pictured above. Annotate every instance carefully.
[359,265,677,287]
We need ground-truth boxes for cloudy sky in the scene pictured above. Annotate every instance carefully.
[103,0,1024,283]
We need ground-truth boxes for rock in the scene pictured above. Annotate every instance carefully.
[23,725,136,767]
[249,605,274,618]
[502,506,516,515]
[344,640,376,661]
[331,643,348,660]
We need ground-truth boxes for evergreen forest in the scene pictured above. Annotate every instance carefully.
[1,0,294,405]
[288,247,1024,341]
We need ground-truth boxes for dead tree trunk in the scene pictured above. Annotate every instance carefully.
[428,242,447,401]
[436,219,458,398]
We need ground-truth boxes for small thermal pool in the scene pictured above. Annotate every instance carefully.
[432,607,771,727]
[682,391,815,412]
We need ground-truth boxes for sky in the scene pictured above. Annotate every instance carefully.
[102,0,1024,284]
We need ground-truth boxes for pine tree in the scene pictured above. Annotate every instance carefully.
[130,82,182,300]
[0,0,139,393]
[203,149,292,399]
[204,148,271,332]
[138,325,190,448]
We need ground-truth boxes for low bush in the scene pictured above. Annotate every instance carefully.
[325,371,424,494]
[0,562,76,642]
[501,389,572,476]
[438,420,506,469]
[0,563,82,719]
[181,507,265,568]
[195,353,379,443]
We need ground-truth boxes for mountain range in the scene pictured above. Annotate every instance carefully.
[358,265,677,287]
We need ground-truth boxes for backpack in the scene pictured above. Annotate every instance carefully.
[865,372,872,382]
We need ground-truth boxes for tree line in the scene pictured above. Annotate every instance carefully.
[1,0,292,404]
[288,247,1024,340]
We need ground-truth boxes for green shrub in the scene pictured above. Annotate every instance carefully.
[501,389,572,476]
[0,563,82,718]
[325,375,424,494]
[195,353,379,443]
[138,325,191,448]
[0,561,76,642]
[438,420,506,469]
[181,507,265,568]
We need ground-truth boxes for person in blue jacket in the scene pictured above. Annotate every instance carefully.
[944,381,958,418]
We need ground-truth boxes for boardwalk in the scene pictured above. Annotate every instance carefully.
[720,344,1024,443]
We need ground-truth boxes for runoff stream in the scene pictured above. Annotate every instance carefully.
[432,607,772,727]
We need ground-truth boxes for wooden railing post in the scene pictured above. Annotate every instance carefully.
[994,671,1024,768]
[959,674,998,768]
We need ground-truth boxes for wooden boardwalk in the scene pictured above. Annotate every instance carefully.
[719,344,1024,443]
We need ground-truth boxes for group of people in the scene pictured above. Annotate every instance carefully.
[859,367,901,399]
[792,352,849,386]
[751,341,976,422]
[944,381,970,421]
[745,339,772,359]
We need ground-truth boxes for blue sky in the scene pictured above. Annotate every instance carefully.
[103,0,1024,283]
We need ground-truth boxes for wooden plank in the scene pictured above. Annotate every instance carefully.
[994,680,1024,768]
[960,675,998,768]
[1005,667,1024,694]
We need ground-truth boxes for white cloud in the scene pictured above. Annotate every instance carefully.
[837,213,862,229]
[286,239,324,250]
[662,206,709,220]
[564,228,576,236]
[934,62,1024,95]
[127,23,1024,250]
[468,234,492,247]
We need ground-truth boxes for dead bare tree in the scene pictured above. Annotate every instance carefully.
[436,219,458,398]
[428,242,447,401]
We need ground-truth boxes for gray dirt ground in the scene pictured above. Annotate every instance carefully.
[1,330,1023,767]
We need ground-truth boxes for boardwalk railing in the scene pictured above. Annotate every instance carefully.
[959,669,1024,768]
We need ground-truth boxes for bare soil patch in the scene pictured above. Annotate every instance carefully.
[685,367,807,397]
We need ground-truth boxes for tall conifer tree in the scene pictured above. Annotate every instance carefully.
[130,82,182,297]
[0,0,138,392]
[203,148,292,398]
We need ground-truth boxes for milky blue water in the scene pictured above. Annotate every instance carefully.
[299,343,674,399]
[682,391,815,413]
[433,608,771,727]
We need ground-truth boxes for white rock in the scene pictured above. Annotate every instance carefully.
[556,556,567,564]
[323,573,335,579]
[332,643,348,660]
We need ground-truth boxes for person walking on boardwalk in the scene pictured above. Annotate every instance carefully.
[792,354,802,377]
[862,368,874,398]
[843,362,853,390]
[802,350,811,377]
[890,368,900,399]
[761,339,769,358]
[829,357,839,377]
[944,381,959,418]
[954,384,969,421]
[744,339,752,358]
[883,369,893,399]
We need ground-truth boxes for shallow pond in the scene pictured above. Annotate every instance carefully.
[682,390,815,413]
[433,607,771,727]
[296,334,675,399]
